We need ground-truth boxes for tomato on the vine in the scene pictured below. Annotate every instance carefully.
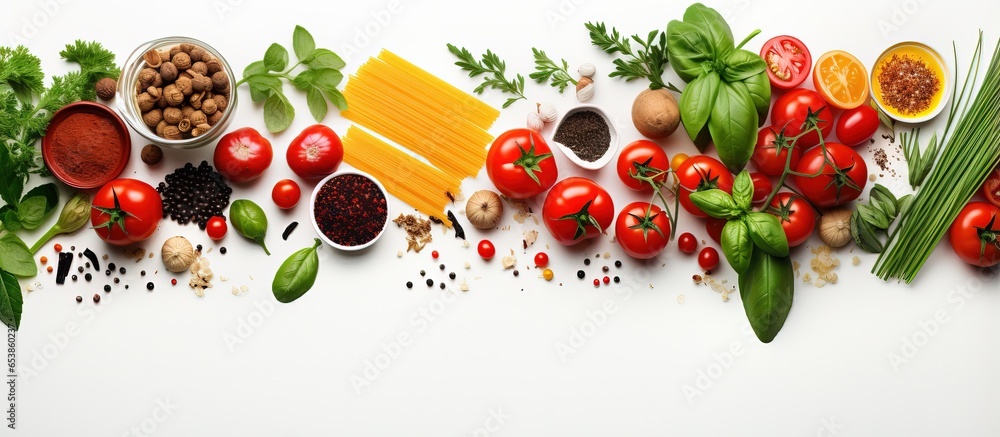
[677,232,698,254]
[615,202,671,259]
[90,179,163,246]
[770,89,833,149]
[286,124,343,179]
[616,140,670,192]
[948,202,1000,267]
[478,240,496,260]
[767,193,816,247]
[750,172,773,204]
[676,155,734,218]
[542,177,614,246]
[699,247,720,271]
[272,179,301,210]
[981,166,1000,207]
[793,143,867,208]
[760,35,812,90]
[486,129,558,199]
[206,216,227,241]
[836,105,880,147]
[214,127,273,183]
[751,126,800,178]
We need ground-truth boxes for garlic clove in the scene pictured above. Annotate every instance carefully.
[537,103,557,123]
[576,82,595,102]
[578,63,596,78]
[526,111,544,132]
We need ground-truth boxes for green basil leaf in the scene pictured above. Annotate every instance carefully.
[272,239,321,303]
[742,72,771,125]
[739,250,794,343]
[15,196,47,230]
[242,60,267,80]
[692,124,712,152]
[292,25,316,61]
[263,43,289,72]
[689,189,741,220]
[323,88,348,111]
[245,74,282,103]
[858,204,890,230]
[305,87,327,123]
[297,68,343,91]
[708,81,757,174]
[23,183,58,216]
[871,196,897,223]
[722,220,753,275]
[230,199,271,255]
[869,184,897,205]
[680,71,720,141]
[666,20,715,83]
[722,49,767,82]
[0,233,36,277]
[851,209,884,253]
[0,269,23,331]
[745,212,789,257]
[682,3,734,57]
[306,49,346,70]
[731,170,753,212]
[0,206,23,233]
[263,93,295,134]
[0,146,24,206]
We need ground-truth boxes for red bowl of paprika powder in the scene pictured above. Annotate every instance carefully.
[42,101,131,190]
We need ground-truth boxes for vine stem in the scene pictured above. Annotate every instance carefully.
[735,29,762,51]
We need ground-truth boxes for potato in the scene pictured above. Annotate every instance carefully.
[632,88,680,139]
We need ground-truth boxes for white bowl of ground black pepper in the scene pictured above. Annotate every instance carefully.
[550,105,619,171]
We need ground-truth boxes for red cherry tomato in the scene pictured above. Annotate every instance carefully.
[836,105,880,147]
[676,155,734,218]
[616,139,670,192]
[90,179,163,246]
[271,179,301,209]
[706,217,726,244]
[677,232,698,254]
[615,201,671,260]
[770,89,834,149]
[214,127,273,183]
[698,247,720,271]
[767,193,816,247]
[949,202,1000,267]
[751,126,801,178]
[206,216,228,241]
[760,35,812,90]
[750,172,773,204]
[486,129,558,199]
[534,252,549,267]
[793,143,868,208]
[478,240,496,260]
[286,124,343,179]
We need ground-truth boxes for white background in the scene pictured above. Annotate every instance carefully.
[3,0,1000,435]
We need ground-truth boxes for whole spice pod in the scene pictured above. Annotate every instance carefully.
[29,192,91,254]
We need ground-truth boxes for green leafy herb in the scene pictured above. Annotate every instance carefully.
[529,48,577,93]
[0,269,23,331]
[851,184,908,253]
[0,143,59,233]
[900,127,942,190]
[584,22,678,92]
[272,238,321,304]
[230,199,270,255]
[739,249,794,344]
[0,41,119,179]
[666,3,768,173]
[447,44,526,108]
[29,192,89,254]
[0,233,35,277]
[236,26,347,133]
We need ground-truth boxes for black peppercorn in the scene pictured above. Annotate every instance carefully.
[602,266,609,273]
[449,272,456,280]
[406,281,413,289]
[108,262,116,271]
[420,270,426,277]
[615,260,622,268]
[220,247,227,254]
[613,276,620,283]
[513,270,519,277]
[439,282,445,290]
[71,275,78,281]
[119,266,126,274]
[196,244,203,252]
[77,266,84,273]
[113,277,120,284]
[140,270,146,276]
[439,264,445,270]
[584,258,591,266]
[75,296,82,303]
[103,285,111,292]
[84,273,92,281]
[85,262,90,268]
[577,270,585,279]
[426,278,433,287]
[105,270,112,276]
[93,294,100,303]
[146,282,154,290]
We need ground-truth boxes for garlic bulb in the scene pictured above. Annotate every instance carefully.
[576,77,595,102]
[162,236,197,273]
[819,208,853,248]
[465,190,503,230]
[578,63,596,78]
[536,103,557,123]
[526,111,544,132]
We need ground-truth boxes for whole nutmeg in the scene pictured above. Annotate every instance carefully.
[141,144,163,166]
[201,98,218,115]
[192,74,213,93]
[163,106,182,124]
[95,77,117,101]
[189,110,208,126]
[211,71,229,92]
[212,95,228,112]
[163,84,184,106]
[190,61,208,76]
[162,125,182,140]
[177,119,192,133]
[136,92,156,112]
[175,76,193,96]
[172,52,192,70]
[162,236,196,273]
[159,62,178,82]
[138,68,158,87]
[205,58,222,75]
[189,46,206,62]
[142,108,163,128]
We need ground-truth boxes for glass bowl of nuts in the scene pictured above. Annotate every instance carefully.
[116,36,237,150]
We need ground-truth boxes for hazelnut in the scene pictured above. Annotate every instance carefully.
[163,107,183,124]
[189,110,208,126]
[181,105,195,118]
[178,43,196,55]
[159,50,171,63]
[190,47,207,62]
[192,74,212,93]
[205,58,222,75]
[151,73,163,88]
[191,123,213,137]
[175,76,193,96]
[147,86,161,100]
[143,49,162,68]
[212,95,228,112]
[190,93,203,110]
[177,119,192,133]
[201,98,218,115]
[190,61,208,76]
[208,111,224,126]
[156,94,168,109]
[163,84,184,106]
[138,68,158,87]
[142,108,163,128]
[159,62,178,82]
[211,71,230,92]
[95,77,117,101]
[155,120,168,137]
[169,46,182,58]
[162,125,182,140]
[172,52,192,70]
[137,92,156,112]
[141,144,163,166]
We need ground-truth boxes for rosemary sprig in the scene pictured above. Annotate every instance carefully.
[529,48,577,93]
[584,22,678,92]
[446,44,526,108]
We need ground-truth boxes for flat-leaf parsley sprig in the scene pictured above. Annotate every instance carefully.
[530,48,577,93]
[446,44,526,108]
[585,22,678,92]
[236,26,347,133]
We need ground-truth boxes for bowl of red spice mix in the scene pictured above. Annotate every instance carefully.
[42,101,131,189]
[310,170,390,251]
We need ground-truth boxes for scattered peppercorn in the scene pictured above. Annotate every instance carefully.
[54,243,62,252]
[108,262,116,271]
[93,294,100,303]
[593,278,600,287]
[420,270,426,277]
[439,282,446,290]
[449,272,456,280]
[584,258,591,266]
[146,282,154,290]
[196,244,203,252]
[513,270,520,277]
[220,247,227,254]
[406,281,413,289]
[577,270,585,279]
[171,278,177,285]
[103,285,111,292]
[75,296,82,303]
[77,266,84,273]
[46,266,53,273]
[84,273,92,281]
[615,260,622,268]
[439,264,445,271]
[85,262,90,268]
[141,270,146,276]
[613,276,620,283]
[602,266,609,273]
[40,256,47,264]
[603,276,610,284]
[426,278,434,287]
[119,266,126,274]
[113,278,120,284]
[432,250,439,259]
[71,275,78,282]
